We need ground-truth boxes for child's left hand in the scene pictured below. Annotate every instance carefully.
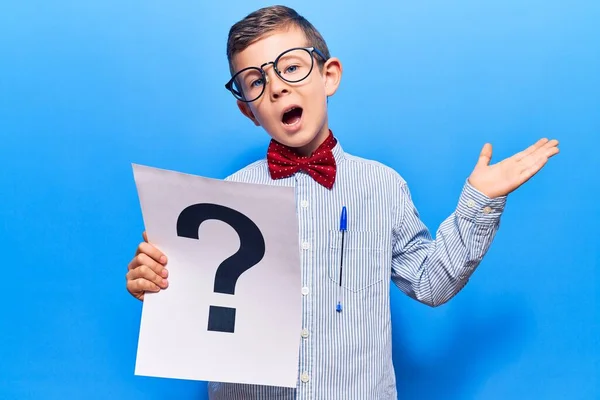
[468,138,560,198]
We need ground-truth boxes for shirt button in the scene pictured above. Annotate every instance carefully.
[483,206,493,214]
[301,329,309,338]
[300,200,309,208]
[301,287,310,295]
[467,199,475,208]
[300,372,310,383]
[301,241,310,250]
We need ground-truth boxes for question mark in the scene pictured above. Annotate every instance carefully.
[176,203,265,333]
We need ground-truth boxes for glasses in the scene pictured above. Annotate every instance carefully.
[225,46,327,102]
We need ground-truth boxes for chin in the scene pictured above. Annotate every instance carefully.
[273,127,321,149]
[264,106,327,151]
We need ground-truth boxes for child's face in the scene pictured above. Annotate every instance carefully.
[231,26,342,155]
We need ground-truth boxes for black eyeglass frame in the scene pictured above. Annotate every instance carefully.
[224,46,327,102]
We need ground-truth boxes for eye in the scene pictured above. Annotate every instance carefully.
[250,78,265,88]
[285,65,299,74]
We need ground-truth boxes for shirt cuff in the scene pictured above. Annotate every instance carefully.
[455,180,507,224]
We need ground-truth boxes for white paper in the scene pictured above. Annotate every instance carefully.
[131,164,301,388]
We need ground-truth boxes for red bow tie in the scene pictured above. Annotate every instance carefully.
[267,132,338,189]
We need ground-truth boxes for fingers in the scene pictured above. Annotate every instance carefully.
[524,139,560,165]
[476,143,493,168]
[522,156,550,181]
[520,139,560,178]
[127,260,168,289]
[126,253,169,300]
[142,231,148,242]
[130,252,168,278]
[515,138,560,162]
[127,234,169,301]
[133,241,167,267]
[542,138,560,152]
[514,138,549,161]
[126,277,161,298]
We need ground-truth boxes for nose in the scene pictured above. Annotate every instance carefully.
[264,67,290,100]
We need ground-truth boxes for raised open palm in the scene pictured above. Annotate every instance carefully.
[468,138,560,198]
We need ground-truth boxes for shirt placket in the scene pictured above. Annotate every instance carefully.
[295,173,314,400]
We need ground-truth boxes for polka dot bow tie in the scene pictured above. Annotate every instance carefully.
[267,131,338,189]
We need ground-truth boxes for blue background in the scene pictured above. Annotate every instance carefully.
[1,1,598,399]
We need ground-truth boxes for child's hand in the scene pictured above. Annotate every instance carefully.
[468,138,559,198]
[126,231,169,301]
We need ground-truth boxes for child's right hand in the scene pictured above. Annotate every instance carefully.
[126,231,169,301]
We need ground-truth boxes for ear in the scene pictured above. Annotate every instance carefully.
[237,100,260,126]
[322,57,342,97]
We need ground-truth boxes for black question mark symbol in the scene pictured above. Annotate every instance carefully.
[176,203,265,333]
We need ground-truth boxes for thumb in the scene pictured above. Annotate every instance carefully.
[142,231,148,242]
[476,143,493,168]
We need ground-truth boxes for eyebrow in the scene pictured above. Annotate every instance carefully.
[234,43,311,72]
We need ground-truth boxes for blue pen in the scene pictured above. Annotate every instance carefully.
[336,206,347,313]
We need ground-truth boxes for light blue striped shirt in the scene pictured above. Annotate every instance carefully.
[208,139,506,399]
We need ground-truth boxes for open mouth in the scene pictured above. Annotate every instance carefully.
[282,106,303,126]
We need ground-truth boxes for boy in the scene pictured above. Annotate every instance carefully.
[125,5,559,399]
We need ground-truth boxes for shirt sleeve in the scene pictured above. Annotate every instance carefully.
[390,179,507,307]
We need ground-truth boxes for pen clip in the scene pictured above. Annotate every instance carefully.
[339,206,347,231]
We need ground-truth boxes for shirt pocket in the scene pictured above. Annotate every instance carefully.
[328,229,385,292]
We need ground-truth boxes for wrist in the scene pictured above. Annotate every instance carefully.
[456,179,507,223]
[467,176,503,199]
